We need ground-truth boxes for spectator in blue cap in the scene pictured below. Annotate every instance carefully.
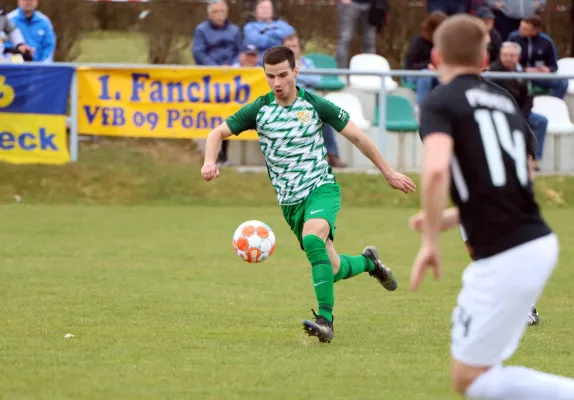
[233,42,260,67]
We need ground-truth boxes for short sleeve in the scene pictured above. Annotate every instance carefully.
[225,97,264,135]
[419,95,454,141]
[304,91,350,132]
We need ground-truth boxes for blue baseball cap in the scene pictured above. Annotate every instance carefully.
[241,43,258,54]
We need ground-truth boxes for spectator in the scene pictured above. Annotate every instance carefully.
[283,34,347,168]
[0,10,31,62]
[508,15,568,99]
[243,0,295,60]
[476,7,502,64]
[426,0,467,15]
[241,0,281,24]
[486,0,545,41]
[215,43,261,166]
[232,42,260,68]
[468,0,487,14]
[6,0,52,62]
[335,0,376,69]
[192,0,241,66]
[488,41,547,168]
[403,11,447,106]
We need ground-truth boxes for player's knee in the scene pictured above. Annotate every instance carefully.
[302,218,330,241]
[302,234,325,253]
[451,360,490,395]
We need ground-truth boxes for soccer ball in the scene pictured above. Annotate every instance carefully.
[232,220,276,263]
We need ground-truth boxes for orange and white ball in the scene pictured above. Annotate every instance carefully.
[232,220,276,263]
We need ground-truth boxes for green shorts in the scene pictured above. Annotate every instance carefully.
[281,183,341,250]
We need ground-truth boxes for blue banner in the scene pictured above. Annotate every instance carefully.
[0,65,74,164]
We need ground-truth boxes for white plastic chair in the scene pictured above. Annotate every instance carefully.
[349,54,398,93]
[557,57,574,95]
[324,92,371,130]
[532,95,574,172]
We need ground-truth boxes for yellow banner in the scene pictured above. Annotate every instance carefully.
[77,67,270,140]
[0,113,70,164]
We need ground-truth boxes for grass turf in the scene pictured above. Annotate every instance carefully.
[2,204,574,399]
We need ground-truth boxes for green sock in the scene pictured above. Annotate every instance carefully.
[334,255,375,283]
[302,234,334,322]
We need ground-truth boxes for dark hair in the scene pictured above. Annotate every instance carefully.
[523,15,543,29]
[420,11,448,41]
[262,46,296,69]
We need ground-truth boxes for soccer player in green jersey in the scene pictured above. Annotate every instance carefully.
[201,45,416,343]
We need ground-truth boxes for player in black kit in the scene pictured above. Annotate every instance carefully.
[409,14,574,400]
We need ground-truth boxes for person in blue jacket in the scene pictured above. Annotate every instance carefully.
[192,0,241,66]
[6,0,56,63]
[507,15,568,99]
[243,0,295,60]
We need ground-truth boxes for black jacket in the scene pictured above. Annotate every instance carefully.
[368,0,389,32]
[488,60,533,118]
[404,35,433,70]
[488,60,538,157]
[507,32,559,72]
[488,29,503,64]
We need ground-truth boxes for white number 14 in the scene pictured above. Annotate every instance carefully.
[474,109,528,187]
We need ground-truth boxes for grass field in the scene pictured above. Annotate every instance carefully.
[2,202,574,399]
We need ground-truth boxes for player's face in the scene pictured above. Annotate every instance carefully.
[264,60,298,100]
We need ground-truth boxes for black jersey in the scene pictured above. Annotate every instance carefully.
[419,74,551,260]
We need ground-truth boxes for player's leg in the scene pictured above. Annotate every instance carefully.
[325,239,396,290]
[300,217,335,343]
[461,224,540,326]
[451,234,574,399]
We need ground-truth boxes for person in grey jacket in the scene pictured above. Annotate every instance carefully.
[486,0,545,41]
[0,7,33,60]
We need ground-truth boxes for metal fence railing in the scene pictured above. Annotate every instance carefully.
[10,62,574,163]
[297,68,574,162]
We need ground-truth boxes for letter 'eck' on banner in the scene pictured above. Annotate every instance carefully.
[0,65,74,164]
[77,67,270,140]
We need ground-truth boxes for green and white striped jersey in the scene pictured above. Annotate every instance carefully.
[226,87,350,205]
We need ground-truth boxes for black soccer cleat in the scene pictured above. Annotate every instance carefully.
[302,309,334,343]
[363,246,398,291]
[528,306,540,326]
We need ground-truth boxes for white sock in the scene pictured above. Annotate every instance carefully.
[466,365,574,399]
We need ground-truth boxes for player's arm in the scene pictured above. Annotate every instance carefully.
[309,93,416,193]
[339,121,416,193]
[418,99,456,245]
[204,123,234,164]
[201,99,261,181]
[409,207,459,232]
[420,134,453,243]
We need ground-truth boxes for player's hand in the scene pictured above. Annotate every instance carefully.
[201,163,220,181]
[409,211,424,232]
[385,171,416,194]
[410,242,441,292]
